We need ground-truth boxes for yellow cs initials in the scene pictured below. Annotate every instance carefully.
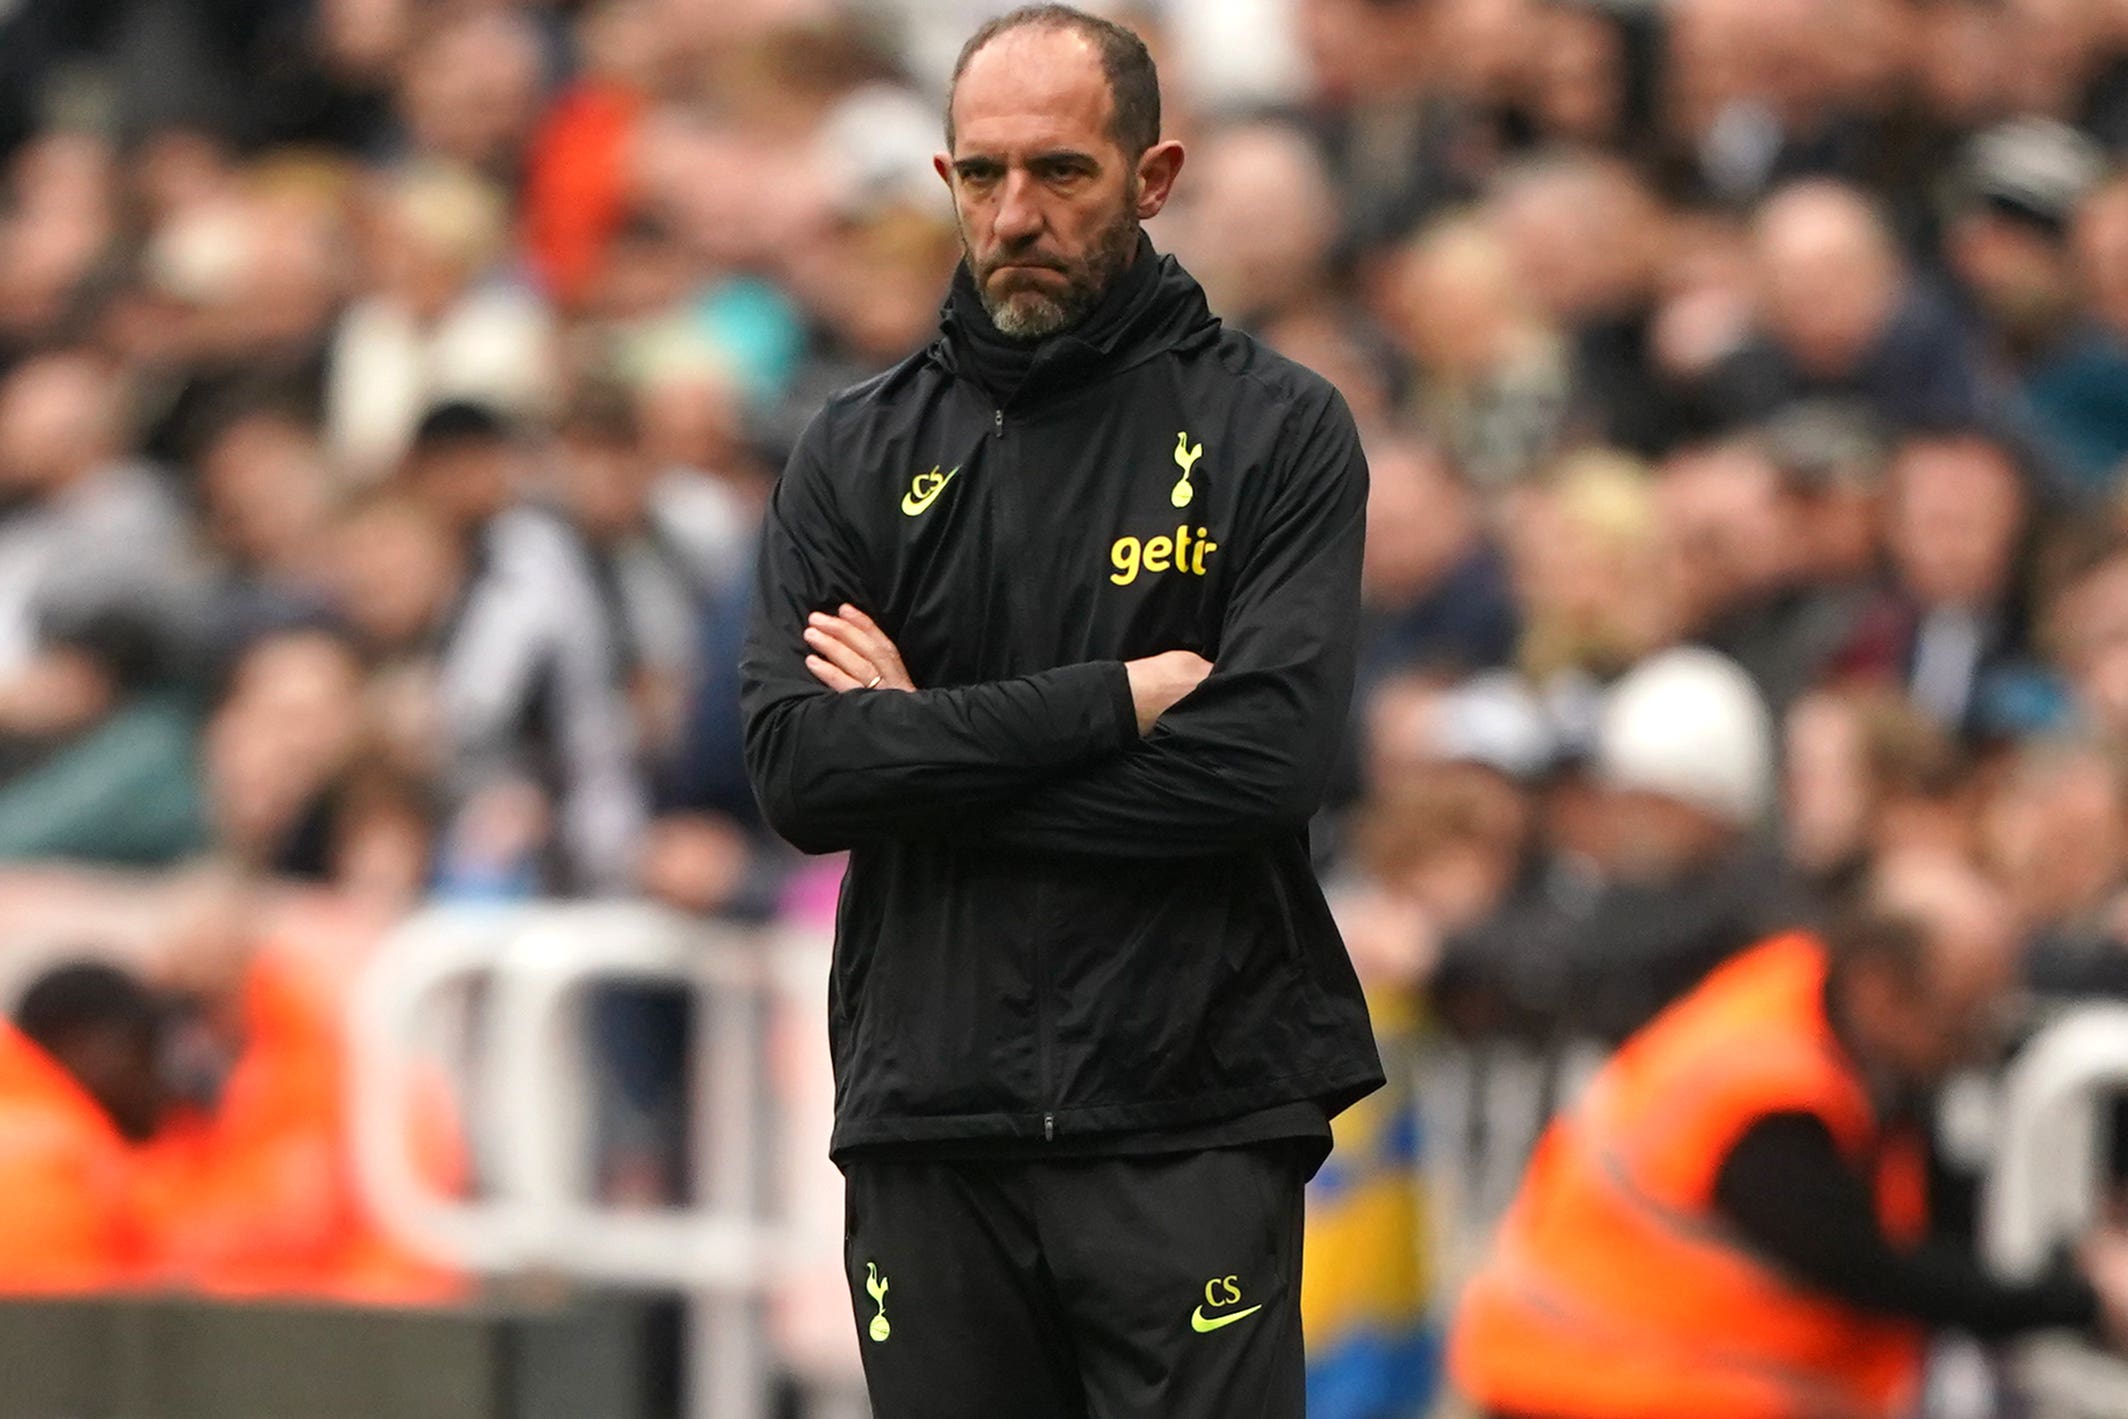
[1204,1276,1243,1308]
[1111,524,1218,586]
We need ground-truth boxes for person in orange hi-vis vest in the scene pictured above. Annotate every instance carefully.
[0,962,167,1293]
[1451,851,2128,1419]
[136,943,466,1306]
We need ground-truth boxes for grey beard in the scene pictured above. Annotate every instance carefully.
[972,211,1140,343]
[987,282,1095,340]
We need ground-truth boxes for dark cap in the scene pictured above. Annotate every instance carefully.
[1762,400,1890,493]
[410,400,513,453]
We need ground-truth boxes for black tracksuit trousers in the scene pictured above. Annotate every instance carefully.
[842,1145,1308,1419]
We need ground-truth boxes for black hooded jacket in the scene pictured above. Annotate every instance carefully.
[741,242,1384,1156]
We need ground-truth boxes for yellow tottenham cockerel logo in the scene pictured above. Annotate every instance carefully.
[1170,431,1203,507]
[865,1262,891,1341]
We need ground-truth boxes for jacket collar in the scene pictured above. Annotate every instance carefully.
[930,233,1221,407]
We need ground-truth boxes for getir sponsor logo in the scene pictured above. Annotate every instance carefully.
[1111,523,1218,585]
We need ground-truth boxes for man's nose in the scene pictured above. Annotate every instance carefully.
[994,169,1045,245]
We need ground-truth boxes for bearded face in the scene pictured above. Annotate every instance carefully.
[938,25,1167,344]
[962,184,1140,340]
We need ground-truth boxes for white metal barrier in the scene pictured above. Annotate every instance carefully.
[349,901,827,1419]
[1983,1005,2128,1419]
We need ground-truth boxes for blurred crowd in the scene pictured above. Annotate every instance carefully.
[5,0,2128,1408]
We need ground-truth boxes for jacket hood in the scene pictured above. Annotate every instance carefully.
[930,234,1223,406]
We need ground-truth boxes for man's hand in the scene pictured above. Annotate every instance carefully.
[1124,651,1212,735]
[804,605,917,692]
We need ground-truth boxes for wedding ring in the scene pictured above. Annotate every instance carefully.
[867,673,884,688]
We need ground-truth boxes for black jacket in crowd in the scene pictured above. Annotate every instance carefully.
[741,239,1384,1158]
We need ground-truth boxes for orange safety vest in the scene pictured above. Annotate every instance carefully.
[0,1021,148,1293]
[1449,934,1929,1419]
[136,947,466,1305]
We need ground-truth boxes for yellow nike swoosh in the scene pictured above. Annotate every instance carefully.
[900,466,958,516]
[1189,1303,1264,1333]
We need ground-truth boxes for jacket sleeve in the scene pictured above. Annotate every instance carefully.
[740,410,1138,854]
[1715,1113,2100,1338]
[968,386,1367,859]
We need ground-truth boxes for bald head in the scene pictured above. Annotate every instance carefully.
[1871,850,2018,973]
[947,5,1159,159]
[1838,851,2019,1085]
[1183,122,1337,315]
[1754,181,1905,377]
[1193,122,1334,232]
[1490,153,1659,322]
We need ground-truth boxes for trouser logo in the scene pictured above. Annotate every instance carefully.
[866,1262,892,1341]
[1191,1274,1264,1333]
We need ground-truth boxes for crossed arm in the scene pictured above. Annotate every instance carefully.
[802,603,1210,735]
[739,392,1366,858]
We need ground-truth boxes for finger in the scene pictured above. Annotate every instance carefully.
[831,607,910,678]
[815,611,900,673]
[803,625,879,685]
[805,654,864,693]
[804,625,889,685]
[810,613,885,666]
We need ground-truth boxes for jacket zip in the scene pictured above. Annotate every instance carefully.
[1034,876,1054,1143]
[992,401,1054,1143]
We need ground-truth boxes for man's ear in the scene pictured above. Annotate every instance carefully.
[1134,140,1185,220]
[934,152,955,189]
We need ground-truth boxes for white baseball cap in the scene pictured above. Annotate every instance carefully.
[1596,647,1773,827]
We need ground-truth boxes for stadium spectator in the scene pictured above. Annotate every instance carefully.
[1297,0,1475,251]
[1758,399,1889,589]
[325,165,557,478]
[1451,853,2128,1419]
[0,348,202,768]
[1984,738,2128,999]
[2079,173,2128,351]
[1506,449,1675,690]
[0,961,164,1293]
[1783,687,1974,888]
[0,135,119,366]
[391,400,646,894]
[1386,214,1575,490]
[1168,120,1343,334]
[1659,436,1860,714]
[193,404,340,652]
[1305,771,1544,1417]
[1487,153,1675,456]
[1523,1,1652,155]
[1436,647,1797,1043]
[140,888,464,1303]
[1357,439,1519,693]
[523,0,663,309]
[122,169,347,470]
[1702,180,1983,434]
[1836,431,2041,737]
[393,9,549,180]
[1944,119,2128,491]
[200,627,371,882]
